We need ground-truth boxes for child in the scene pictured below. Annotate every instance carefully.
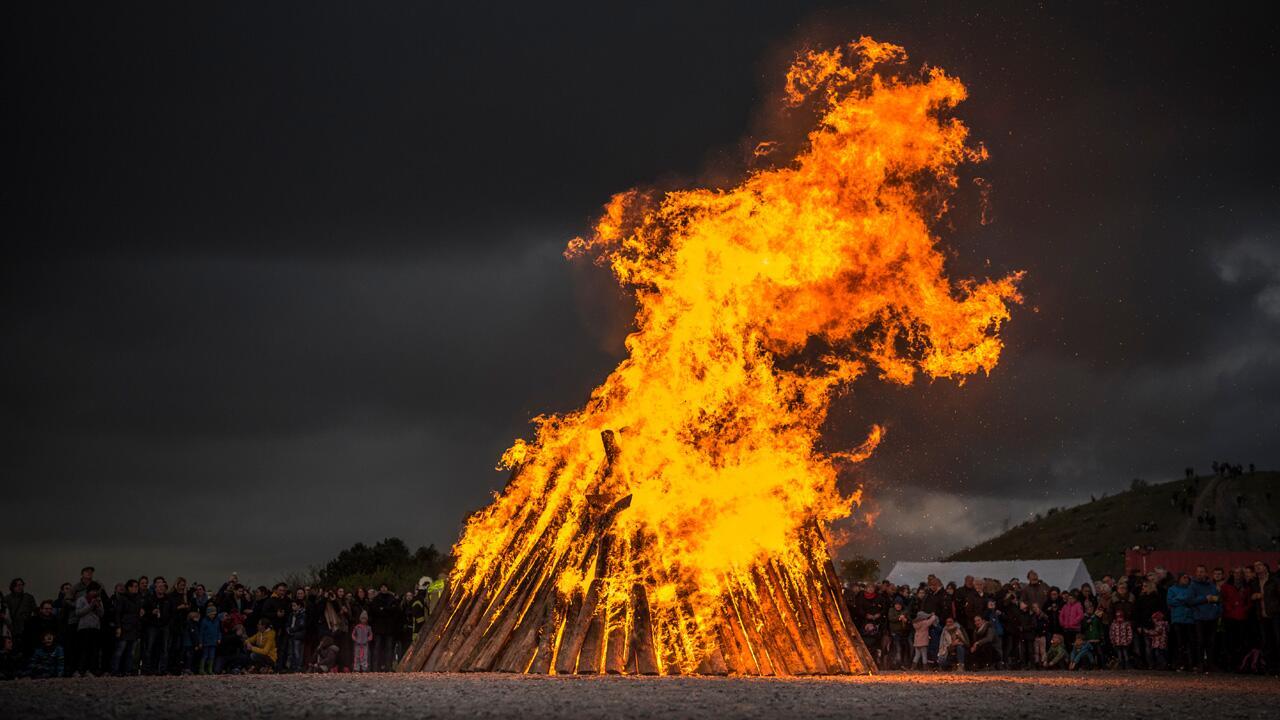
[1108,608,1133,669]
[1068,635,1096,670]
[25,631,64,679]
[181,611,200,674]
[1082,608,1106,662]
[351,611,373,673]
[287,600,307,673]
[1031,603,1050,667]
[313,635,339,673]
[910,611,937,670]
[244,618,277,673]
[1043,633,1068,669]
[197,605,221,674]
[1139,610,1168,670]
[0,635,21,680]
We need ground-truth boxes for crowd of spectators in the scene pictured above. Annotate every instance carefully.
[1,567,442,679]
[847,561,1280,673]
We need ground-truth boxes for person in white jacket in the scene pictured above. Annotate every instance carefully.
[938,616,969,670]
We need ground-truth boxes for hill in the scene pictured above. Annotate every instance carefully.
[946,471,1280,578]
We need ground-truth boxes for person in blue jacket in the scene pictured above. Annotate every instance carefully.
[1166,573,1198,670]
[1189,565,1221,671]
[196,605,222,675]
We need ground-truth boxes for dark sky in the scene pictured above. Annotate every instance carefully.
[4,1,1278,598]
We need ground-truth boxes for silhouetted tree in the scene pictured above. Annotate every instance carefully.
[838,555,881,584]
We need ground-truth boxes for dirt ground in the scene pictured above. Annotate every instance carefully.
[2,671,1277,719]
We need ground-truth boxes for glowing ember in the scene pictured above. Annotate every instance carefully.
[401,37,1021,676]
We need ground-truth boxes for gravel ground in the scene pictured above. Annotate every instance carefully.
[2,671,1277,719]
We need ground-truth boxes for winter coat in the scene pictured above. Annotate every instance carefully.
[198,617,222,647]
[971,621,997,649]
[1133,591,1163,629]
[288,609,307,638]
[1166,584,1197,625]
[1082,615,1105,643]
[26,644,64,678]
[911,614,937,647]
[352,623,374,646]
[1109,619,1133,647]
[143,593,173,629]
[1260,575,1280,618]
[1189,579,1221,622]
[3,592,37,639]
[74,595,104,631]
[1220,582,1250,621]
[1058,601,1084,631]
[1044,642,1068,667]
[1020,581,1050,610]
[246,628,277,663]
[938,624,968,657]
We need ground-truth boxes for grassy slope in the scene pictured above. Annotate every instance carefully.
[946,471,1280,578]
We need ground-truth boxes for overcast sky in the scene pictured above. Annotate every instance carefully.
[4,2,1278,598]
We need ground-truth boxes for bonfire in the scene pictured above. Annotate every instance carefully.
[401,37,1021,676]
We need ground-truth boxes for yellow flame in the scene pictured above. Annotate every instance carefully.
[448,38,1021,673]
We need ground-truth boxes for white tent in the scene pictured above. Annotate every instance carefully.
[885,559,1094,591]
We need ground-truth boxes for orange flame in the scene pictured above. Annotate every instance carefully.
[450,38,1020,673]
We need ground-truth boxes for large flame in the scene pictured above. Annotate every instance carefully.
[448,38,1020,673]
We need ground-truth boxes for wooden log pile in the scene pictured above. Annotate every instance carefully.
[398,431,875,676]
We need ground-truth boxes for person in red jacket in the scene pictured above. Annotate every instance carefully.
[1220,567,1251,669]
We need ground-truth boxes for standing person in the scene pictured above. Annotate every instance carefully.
[286,599,307,673]
[1020,570,1050,611]
[1133,580,1163,668]
[370,585,398,672]
[4,579,37,655]
[887,600,910,669]
[111,580,143,676]
[1139,610,1169,670]
[261,584,291,672]
[1189,566,1221,671]
[910,611,936,669]
[1030,603,1050,666]
[72,583,105,676]
[1166,573,1198,671]
[142,577,173,674]
[1109,608,1134,669]
[1252,561,1280,667]
[197,605,221,674]
[351,611,373,673]
[169,578,192,673]
[1220,567,1250,669]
